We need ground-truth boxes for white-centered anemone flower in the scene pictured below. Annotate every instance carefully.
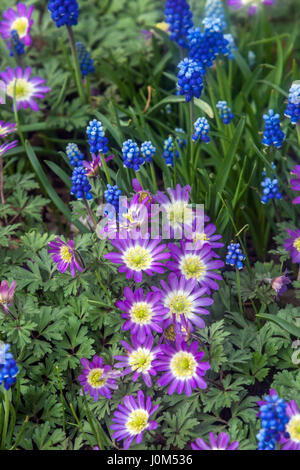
[0,67,50,111]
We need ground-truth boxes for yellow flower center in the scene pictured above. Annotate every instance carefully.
[155,21,169,32]
[165,324,176,341]
[167,201,189,225]
[130,302,152,324]
[170,351,197,379]
[167,292,192,318]
[287,415,300,443]
[87,368,107,388]
[194,232,209,242]
[128,348,152,373]
[138,191,152,204]
[293,237,300,253]
[181,255,206,280]
[126,409,149,434]
[123,246,152,271]
[60,245,73,263]
[164,324,189,341]
[11,17,29,38]
[7,78,33,101]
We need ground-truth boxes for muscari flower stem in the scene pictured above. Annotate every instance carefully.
[66,26,86,105]
[296,124,300,148]
[150,162,158,193]
[0,156,5,204]
[99,152,112,185]
[236,267,243,315]
[1,389,10,449]
[83,196,97,231]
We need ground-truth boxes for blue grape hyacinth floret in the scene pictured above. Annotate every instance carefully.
[71,167,92,200]
[261,177,282,204]
[141,141,156,163]
[104,184,122,213]
[0,343,19,390]
[192,117,210,142]
[164,0,194,48]
[163,136,176,167]
[226,243,246,270]
[48,0,79,28]
[86,119,108,155]
[257,392,289,450]
[262,109,285,148]
[187,24,231,70]
[122,140,144,171]
[285,83,300,125]
[204,0,227,30]
[9,30,24,56]
[163,130,186,166]
[177,58,204,103]
[216,101,234,124]
[66,143,84,167]
[76,42,95,77]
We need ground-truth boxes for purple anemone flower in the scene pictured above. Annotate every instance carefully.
[227,0,274,15]
[191,432,239,450]
[132,178,152,206]
[0,280,16,314]
[291,166,300,205]
[0,3,34,47]
[152,273,213,330]
[184,215,224,254]
[280,400,300,450]
[271,271,291,298]
[78,355,119,401]
[116,287,167,342]
[0,140,18,157]
[154,184,192,237]
[111,390,159,449]
[83,154,114,178]
[0,121,17,139]
[283,228,300,264]
[48,237,83,277]
[0,67,50,111]
[114,335,161,387]
[167,241,224,291]
[104,237,170,283]
[156,338,210,396]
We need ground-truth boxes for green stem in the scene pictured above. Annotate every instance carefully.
[296,123,300,148]
[66,26,86,104]
[95,270,111,300]
[1,390,10,449]
[13,87,25,149]
[100,153,112,185]
[150,162,158,193]
[56,366,66,434]
[135,171,144,190]
[236,268,243,315]
[83,197,97,231]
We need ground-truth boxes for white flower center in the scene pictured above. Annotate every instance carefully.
[180,254,206,280]
[165,290,192,319]
[166,201,192,226]
[128,348,153,373]
[7,78,33,101]
[87,368,107,388]
[170,351,197,379]
[130,302,152,324]
[126,409,149,435]
[123,246,152,271]
[287,415,300,443]
[11,17,29,38]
